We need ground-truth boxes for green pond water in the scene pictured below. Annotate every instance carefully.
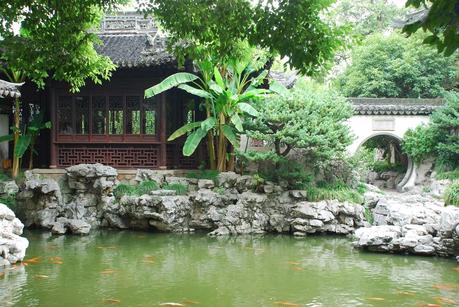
[1,230,458,307]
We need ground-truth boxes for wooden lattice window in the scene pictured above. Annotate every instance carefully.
[92,96,106,135]
[75,96,89,134]
[143,97,157,135]
[57,96,73,134]
[109,96,123,135]
[126,96,141,134]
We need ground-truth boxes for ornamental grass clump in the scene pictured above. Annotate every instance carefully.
[135,180,159,195]
[444,182,459,207]
[163,183,188,195]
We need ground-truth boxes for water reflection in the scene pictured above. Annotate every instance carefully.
[1,231,457,307]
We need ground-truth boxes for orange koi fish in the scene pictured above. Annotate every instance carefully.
[434,296,457,305]
[367,297,385,301]
[273,301,299,306]
[103,299,121,304]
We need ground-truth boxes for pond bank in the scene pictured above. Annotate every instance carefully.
[5,163,459,265]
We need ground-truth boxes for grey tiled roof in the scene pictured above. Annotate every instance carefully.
[0,79,23,98]
[350,98,443,115]
[95,13,174,68]
[97,33,173,68]
[268,71,298,88]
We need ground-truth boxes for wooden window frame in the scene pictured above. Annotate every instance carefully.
[55,90,160,144]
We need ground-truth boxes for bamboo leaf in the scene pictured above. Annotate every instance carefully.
[14,135,31,158]
[145,73,199,98]
[177,84,213,99]
[183,128,207,156]
[222,125,239,148]
[230,113,243,132]
[167,121,202,141]
[238,102,259,117]
[0,134,14,142]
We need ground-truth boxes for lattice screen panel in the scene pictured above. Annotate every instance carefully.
[57,144,159,168]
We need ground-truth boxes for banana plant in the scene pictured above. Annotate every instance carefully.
[0,111,51,171]
[145,58,283,171]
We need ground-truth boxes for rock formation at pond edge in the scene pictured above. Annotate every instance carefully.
[354,190,459,260]
[15,163,459,261]
[0,204,29,266]
[16,164,366,237]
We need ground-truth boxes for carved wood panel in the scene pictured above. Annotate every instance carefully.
[57,144,160,168]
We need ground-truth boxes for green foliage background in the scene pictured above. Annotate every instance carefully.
[336,32,458,98]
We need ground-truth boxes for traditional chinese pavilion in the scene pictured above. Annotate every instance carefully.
[14,13,205,170]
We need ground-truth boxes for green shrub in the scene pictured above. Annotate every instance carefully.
[363,206,374,224]
[402,124,436,164]
[113,184,135,199]
[371,160,406,174]
[163,183,189,195]
[258,158,313,190]
[435,169,459,180]
[0,194,16,210]
[135,180,159,195]
[0,170,11,182]
[444,181,459,207]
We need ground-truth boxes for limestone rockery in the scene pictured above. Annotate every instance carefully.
[0,204,29,267]
[16,164,366,237]
[354,189,459,260]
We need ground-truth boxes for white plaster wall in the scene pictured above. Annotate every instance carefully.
[347,115,430,154]
[0,114,9,161]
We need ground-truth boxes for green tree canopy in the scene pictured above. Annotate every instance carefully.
[139,0,346,75]
[403,91,459,171]
[0,0,125,90]
[329,0,406,38]
[0,0,125,178]
[402,0,459,56]
[245,80,353,163]
[336,32,458,98]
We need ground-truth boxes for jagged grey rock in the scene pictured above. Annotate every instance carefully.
[0,180,19,195]
[0,204,29,266]
[354,191,459,258]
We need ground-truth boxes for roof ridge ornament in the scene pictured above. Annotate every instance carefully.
[0,79,23,98]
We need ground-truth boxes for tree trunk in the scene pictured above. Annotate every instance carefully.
[205,102,217,170]
[217,114,227,172]
[28,140,35,170]
[12,98,20,179]
[227,144,235,172]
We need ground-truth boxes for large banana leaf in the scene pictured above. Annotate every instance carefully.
[145,73,199,98]
[222,125,239,148]
[14,135,31,158]
[269,80,290,97]
[182,116,217,156]
[230,113,243,132]
[209,80,224,94]
[168,121,202,141]
[0,134,13,142]
[183,127,208,156]
[214,67,225,88]
[238,102,259,117]
[238,89,268,102]
[200,117,217,131]
[177,84,213,100]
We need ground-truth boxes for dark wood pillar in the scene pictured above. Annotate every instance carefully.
[49,89,57,168]
[159,93,167,169]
